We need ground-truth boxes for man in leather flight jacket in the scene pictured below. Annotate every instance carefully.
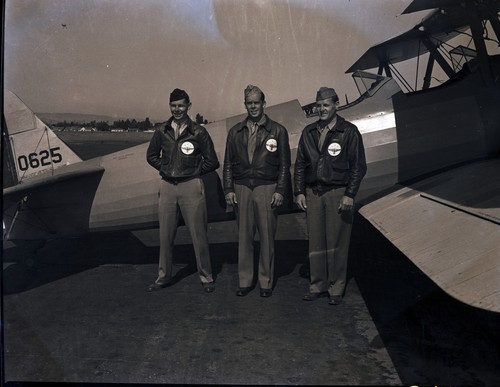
[146,88,219,293]
[224,85,291,298]
[294,87,367,305]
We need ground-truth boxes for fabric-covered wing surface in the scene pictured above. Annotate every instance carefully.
[359,158,500,312]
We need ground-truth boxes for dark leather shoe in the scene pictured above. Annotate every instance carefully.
[328,295,342,305]
[203,282,216,293]
[236,287,252,297]
[260,288,272,298]
[302,292,326,301]
[146,279,172,292]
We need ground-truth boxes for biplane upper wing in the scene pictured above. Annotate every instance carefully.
[402,0,498,15]
[345,0,500,73]
[359,158,500,313]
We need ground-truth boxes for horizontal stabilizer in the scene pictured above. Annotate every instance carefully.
[3,164,105,200]
[3,162,105,241]
[359,158,500,313]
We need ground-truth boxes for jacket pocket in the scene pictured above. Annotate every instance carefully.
[265,157,280,166]
[330,161,349,180]
[181,154,201,167]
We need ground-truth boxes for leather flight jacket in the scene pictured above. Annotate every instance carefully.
[223,115,291,196]
[147,117,219,182]
[294,115,367,198]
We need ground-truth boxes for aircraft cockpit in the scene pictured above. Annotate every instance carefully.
[301,70,399,118]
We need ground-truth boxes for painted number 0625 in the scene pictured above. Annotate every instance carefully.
[17,147,63,171]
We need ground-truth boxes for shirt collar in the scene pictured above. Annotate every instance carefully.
[247,114,267,129]
[317,115,337,132]
[238,114,269,132]
[167,117,194,134]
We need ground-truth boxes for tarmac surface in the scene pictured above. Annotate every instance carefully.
[2,215,500,385]
[3,135,499,385]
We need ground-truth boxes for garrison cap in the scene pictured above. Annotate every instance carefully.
[170,88,190,103]
[244,85,265,101]
[316,87,338,102]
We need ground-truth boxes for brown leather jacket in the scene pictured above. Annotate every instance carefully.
[294,115,367,198]
[147,117,219,182]
[223,115,291,196]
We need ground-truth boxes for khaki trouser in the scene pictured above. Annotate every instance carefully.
[234,183,277,290]
[305,187,353,296]
[157,178,213,284]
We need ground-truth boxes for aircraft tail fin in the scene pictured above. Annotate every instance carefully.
[3,89,82,186]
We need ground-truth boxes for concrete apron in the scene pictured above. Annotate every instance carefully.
[3,256,400,384]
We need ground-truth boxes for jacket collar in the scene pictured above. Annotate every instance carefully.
[237,114,270,133]
[165,116,195,135]
[308,114,346,134]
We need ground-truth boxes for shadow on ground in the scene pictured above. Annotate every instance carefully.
[3,216,499,385]
[2,231,307,295]
[351,214,500,385]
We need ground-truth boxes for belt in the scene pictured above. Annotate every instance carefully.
[307,182,344,195]
[162,176,193,185]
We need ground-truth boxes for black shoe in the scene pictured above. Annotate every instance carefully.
[302,292,326,301]
[328,295,342,305]
[260,288,272,298]
[236,287,252,297]
[146,279,172,292]
[203,282,216,293]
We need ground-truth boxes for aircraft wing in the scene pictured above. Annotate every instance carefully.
[346,7,469,72]
[3,163,105,240]
[3,164,105,200]
[403,0,500,15]
[359,158,500,313]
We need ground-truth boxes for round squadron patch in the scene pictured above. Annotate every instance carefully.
[328,142,342,156]
[181,141,195,155]
[266,139,278,152]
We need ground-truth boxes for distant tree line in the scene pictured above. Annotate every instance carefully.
[113,118,152,130]
[53,113,209,131]
[52,118,153,131]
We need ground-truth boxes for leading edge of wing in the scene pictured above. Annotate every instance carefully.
[3,164,105,200]
[359,158,500,313]
[345,7,468,73]
[402,0,458,14]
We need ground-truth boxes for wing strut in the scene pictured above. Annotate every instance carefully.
[422,36,455,78]
[465,0,494,84]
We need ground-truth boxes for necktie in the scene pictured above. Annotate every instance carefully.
[318,126,329,150]
[174,122,185,140]
[248,122,258,162]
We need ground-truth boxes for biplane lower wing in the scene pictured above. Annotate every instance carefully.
[359,158,500,313]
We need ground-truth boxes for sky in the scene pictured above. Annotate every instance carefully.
[4,0,429,122]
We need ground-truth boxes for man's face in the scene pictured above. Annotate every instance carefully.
[316,98,338,122]
[244,93,266,121]
[170,98,191,122]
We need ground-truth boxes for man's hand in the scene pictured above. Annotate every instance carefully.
[295,194,307,211]
[338,195,354,212]
[225,192,237,207]
[270,192,284,208]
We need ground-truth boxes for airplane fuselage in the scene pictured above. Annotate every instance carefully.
[77,63,500,236]
[4,59,500,241]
